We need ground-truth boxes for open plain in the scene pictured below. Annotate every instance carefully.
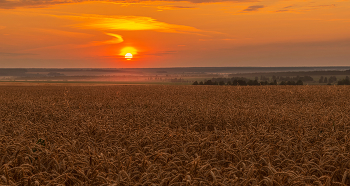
[1,84,350,185]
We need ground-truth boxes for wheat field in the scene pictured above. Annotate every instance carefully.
[1,85,350,185]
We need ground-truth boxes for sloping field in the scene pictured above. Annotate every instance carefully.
[1,85,350,185]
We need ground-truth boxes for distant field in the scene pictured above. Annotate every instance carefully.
[0,81,192,86]
[2,67,350,85]
[1,85,350,185]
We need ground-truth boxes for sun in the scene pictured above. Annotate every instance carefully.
[125,53,133,60]
[120,47,137,60]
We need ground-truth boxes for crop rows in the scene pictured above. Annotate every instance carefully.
[1,85,350,185]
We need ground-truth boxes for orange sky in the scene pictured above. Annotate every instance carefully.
[0,0,349,67]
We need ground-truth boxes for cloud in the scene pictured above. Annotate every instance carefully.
[188,0,254,3]
[157,5,196,10]
[0,0,68,9]
[33,28,93,38]
[0,26,6,30]
[0,52,37,56]
[72,15,203,34]
[275,9,288,13]
[0,0,257,9]
[283,6,293,9]
[309,4,335,8]
[232,38,350,51]
[103,33,124,44]
[78,33,123,47]
[145,50,178,56]
[275,4,336,13]
[242,5,265,12]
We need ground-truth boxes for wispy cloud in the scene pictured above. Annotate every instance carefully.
[33,28,93,38]
[233,38,350,50]
[82,33,124,47]
[0,26,6,30]
[283,6,293,9]
[68,15,203,34]
[145,50,178,56]
[242,5,265,12]
[103,33,124,44]
[0,0,257,9]
[0,52,37,56]
[0,0,68,9]
[275,4,336,13]
[309,4,335,8]
[64,14,205,47]
[157,5,196,10]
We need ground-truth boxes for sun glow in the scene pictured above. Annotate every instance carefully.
[125,53,133,60]
[120,47,137,60]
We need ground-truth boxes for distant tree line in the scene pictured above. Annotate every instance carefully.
[170,78,188,82]
[193,78,303,86]
[222,76,312,82]
[319,76,337,84]
[193,76,350,86]
[338,76,350,85]
[47,72,65,77]
[0,69,27,76]
[211,77,251,83]
[271,75,313,82]
[317,76,350,85]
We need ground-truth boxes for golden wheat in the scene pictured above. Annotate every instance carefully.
[0,85,350,185]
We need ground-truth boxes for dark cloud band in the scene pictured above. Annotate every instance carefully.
[242,5,265,12]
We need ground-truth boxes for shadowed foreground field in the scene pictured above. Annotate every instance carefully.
[1,85,350,185]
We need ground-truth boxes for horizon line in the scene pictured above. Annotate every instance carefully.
[1,66,350,69]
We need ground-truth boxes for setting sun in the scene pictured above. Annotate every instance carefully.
[125,53,133,60]
[120,47,137,60]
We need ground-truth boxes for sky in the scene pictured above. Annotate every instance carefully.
[0,0,349,68]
